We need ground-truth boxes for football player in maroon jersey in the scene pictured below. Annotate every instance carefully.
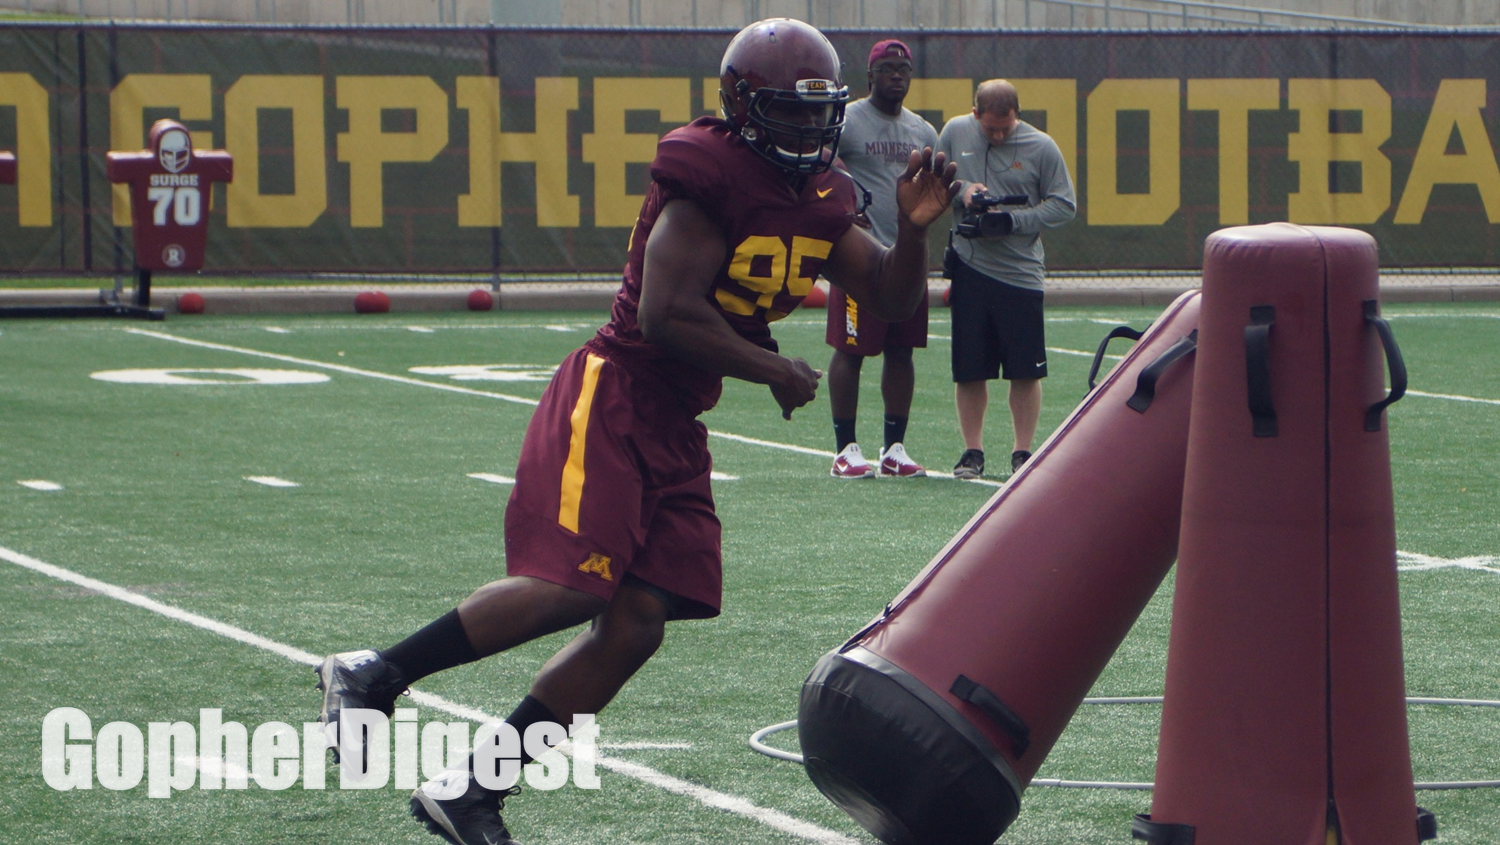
[317,18,956,844]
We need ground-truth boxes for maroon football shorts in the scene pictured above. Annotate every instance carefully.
[824,286,929,357]
[503,347,723,619]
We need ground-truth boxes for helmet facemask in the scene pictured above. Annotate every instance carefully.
[735,77,847,175]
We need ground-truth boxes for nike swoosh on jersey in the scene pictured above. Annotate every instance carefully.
[817,187,833,198]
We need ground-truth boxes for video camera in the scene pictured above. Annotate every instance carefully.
[956,190,1028,239]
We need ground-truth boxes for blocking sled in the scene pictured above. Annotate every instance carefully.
[799,290,1202,845]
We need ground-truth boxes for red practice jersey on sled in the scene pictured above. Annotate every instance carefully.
[106,120,232,272]
[588,116,859,415]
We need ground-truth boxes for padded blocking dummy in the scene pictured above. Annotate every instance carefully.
[800,290,1203,845]
[0,151,14,184]
[106,118,232,272]
[1137,224,1429,845]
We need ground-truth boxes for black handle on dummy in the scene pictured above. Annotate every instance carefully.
[1087,325,1146,391]
[1363,299,1407,432]
[1126,330,1197,414]
[1244,305,1278,437]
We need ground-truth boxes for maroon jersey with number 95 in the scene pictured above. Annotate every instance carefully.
[588,116,859,415]
[106,118,233,272]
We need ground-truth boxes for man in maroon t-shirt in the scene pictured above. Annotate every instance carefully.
[317,19,956,844]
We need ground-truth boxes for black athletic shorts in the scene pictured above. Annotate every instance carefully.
[948,257,1048,383]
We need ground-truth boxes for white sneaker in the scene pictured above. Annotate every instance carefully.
[878,443,927,478]
[830,443,875,478]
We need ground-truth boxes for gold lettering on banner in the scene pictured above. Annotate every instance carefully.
[1087,79,1181,226]
[1012,79,1078,185]
[0,73,51,226]
[110,74,213,226]
[224,75,327,228]
[702,77,719,116]
[1394,79,1500,225]
[905,79,975,128]
[457,76,579,228]
[582,78,690,228]
[336,76,449,228]
[1186,79,1281,225]
[1286,78,1391,224]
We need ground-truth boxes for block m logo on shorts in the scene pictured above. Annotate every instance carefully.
[577,553,614,582]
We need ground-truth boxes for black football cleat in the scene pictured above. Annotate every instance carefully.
[314,649,408,764]
[411,769,522,845]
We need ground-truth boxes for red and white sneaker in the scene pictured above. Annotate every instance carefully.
[878,443,927,478]
[830,443,875,479]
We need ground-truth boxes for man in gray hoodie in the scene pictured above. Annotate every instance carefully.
[936,79,1076,479]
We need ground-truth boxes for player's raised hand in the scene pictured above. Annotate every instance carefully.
[772,358,822,420]
[896,147,960,230]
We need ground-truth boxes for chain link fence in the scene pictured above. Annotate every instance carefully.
[1,21,1499,292]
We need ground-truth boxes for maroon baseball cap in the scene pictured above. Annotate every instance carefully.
[868,39,912,68]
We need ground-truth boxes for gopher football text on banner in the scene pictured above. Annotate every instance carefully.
[0,23,1498,274]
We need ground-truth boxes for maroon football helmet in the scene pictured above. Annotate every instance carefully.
[719,18,849,175]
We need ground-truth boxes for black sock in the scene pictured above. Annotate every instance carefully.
[464,695,562,790]
[379,609,479,685]
[833,418,858,453]
[883,414,909,452]
[507,695,562,765]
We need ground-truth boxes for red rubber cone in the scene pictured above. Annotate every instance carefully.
[801,291,1203,845]
[1137,224,1429,845]
[467,289,494,311]
[353,291,390,313]
[802,281,828,308]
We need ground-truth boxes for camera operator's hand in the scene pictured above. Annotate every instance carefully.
[961,182,990,210]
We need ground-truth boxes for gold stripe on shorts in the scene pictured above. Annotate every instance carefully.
[558,353,606,533]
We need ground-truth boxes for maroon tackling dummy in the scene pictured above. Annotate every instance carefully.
[106,118,232,272]
[0,151,14,185]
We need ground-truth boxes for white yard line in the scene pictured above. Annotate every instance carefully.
[124,329,540,407]
[467,473,515,485]
[0,544,860,845]
[1406,389,1500,407]
[128,328,1005,488]
[245,476,300,488]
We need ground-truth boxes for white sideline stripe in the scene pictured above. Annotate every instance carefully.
[1407,389,1500,407]
[264,327,291,334]
[0,544,859,845]
[125,329,540,408]
[246,476,300,488]
[467,473,515,485]
[407,327,435,334]
[709,472,739,481]
[18,480,64,491]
